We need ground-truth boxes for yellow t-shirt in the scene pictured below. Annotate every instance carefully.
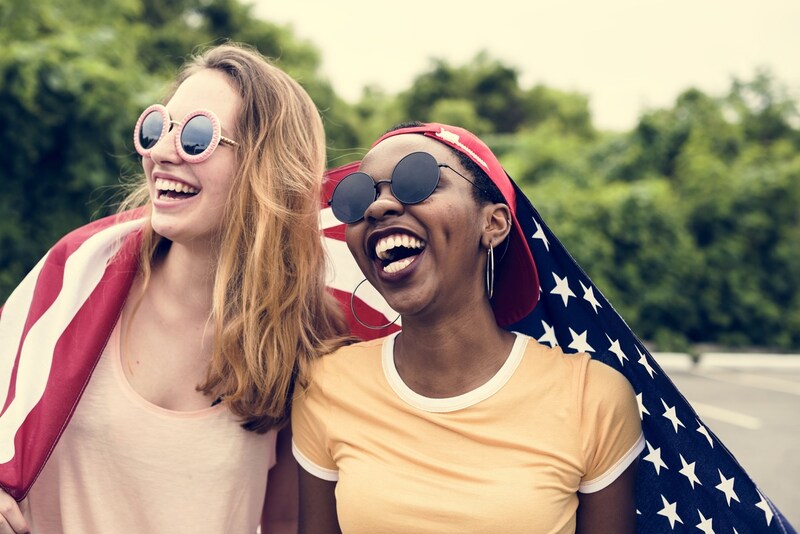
[292,332,644,533]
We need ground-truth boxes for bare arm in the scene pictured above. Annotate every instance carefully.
[261,426,299,534]
[575,459,638,534]
[298,468,340,534]
[0,489,28,534]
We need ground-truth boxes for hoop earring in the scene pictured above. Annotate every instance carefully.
[350,278,400,330]
[486,244,495,300]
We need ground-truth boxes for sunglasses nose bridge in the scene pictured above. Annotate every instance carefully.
[148,119,183,163]
[372,179,393,199]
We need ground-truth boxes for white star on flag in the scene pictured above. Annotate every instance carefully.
[537,320,558,347]
[678,454,701,489]
[643,440,668,475]
[715,470,740,506]
[579,280,602,313]
[755,492,774,526]
[567,328,594,353]
[605,335,628,366]
[636,346,656,378]
[696,510,715,534]
[636,392,650,420]
[696,419,714,448]
[661,399,686,433]
[656,495,683,529]
[550,272,575,306]
[531,219,550,251]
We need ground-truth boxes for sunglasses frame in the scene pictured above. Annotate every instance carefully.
[133,104,238,164]
[328,151,483,224]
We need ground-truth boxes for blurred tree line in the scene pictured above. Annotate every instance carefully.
[1,0,798,350]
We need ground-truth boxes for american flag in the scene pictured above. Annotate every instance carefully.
[0,163,795,534]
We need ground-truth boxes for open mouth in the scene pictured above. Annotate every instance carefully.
[374,233,426,274]
[155,178,199,201]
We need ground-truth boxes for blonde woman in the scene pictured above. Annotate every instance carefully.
[0,43,348,533]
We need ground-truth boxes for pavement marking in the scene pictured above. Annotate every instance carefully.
[690,401,763,430]
[697,371,800,397]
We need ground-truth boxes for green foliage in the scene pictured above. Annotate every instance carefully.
[497,72,800,350]
[0,1,798,351]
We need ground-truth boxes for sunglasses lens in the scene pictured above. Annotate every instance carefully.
[331,172,376,223]
[138,111,163,150]
[392,152,439,204]
[181,115,214,156]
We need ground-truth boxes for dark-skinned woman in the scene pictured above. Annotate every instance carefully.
[292,122,644,534]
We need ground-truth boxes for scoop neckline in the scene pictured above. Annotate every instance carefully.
[381,331,528,413]
[112,322,225,418]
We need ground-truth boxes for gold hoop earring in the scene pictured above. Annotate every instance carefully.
[486,244,495,300]
[350,278,400,330]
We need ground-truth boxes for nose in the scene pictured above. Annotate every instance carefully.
[148,122,182,165]
[364,180,404,222]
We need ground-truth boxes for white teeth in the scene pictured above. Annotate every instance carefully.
[155,178,199,195]
[374,233,425,260]
[383,257,414,273]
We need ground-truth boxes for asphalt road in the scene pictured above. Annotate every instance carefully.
[663,363,800,526]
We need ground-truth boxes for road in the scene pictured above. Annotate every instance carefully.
[657,357,800,526]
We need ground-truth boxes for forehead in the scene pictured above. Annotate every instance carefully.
[167,69,241,126]
[360,134,458,177]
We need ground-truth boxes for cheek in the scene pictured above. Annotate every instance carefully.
[196,153,236,186]
[344,225,367,262]
[142,157,154,176]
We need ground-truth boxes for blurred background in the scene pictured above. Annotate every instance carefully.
[1,0,798,354]
[0,0,800,352]
[1,0,798,521]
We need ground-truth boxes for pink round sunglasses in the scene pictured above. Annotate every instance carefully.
[133,104,238,164]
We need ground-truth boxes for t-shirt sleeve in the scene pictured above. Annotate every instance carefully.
[291,363,339,481]
[578,359,644,494]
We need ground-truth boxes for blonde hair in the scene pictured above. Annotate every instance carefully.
[119,43,350,432]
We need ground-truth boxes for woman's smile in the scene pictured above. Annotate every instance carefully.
[370,230,427,275]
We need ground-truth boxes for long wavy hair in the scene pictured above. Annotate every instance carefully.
[119,43,351,432]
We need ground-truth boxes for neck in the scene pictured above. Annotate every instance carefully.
[393,303,516,398]
[148,239,217,320]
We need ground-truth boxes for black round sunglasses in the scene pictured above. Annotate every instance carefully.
[328,151,483,224]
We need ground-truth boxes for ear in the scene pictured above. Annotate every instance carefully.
[480,203,512,249]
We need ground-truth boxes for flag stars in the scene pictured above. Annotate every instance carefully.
[580,280,603,313]
[538,320,558,348]
[606,335,629,367]
[643,440,668,475]
[678,454,702,489]
[661,399,686,433]
[755,492,774,526]
[636,392,650,420]
[531,219,550,251]
[715,470,739,506]
[696,420,714,448]
[696,510,715,534]
[568,328,595,353]
[636,346,657,378]
[550,273,575,306]
[657,495,683,529]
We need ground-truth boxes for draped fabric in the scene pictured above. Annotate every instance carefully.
[0,164,795,533]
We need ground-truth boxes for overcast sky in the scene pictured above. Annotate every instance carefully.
[252,0,800,131]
